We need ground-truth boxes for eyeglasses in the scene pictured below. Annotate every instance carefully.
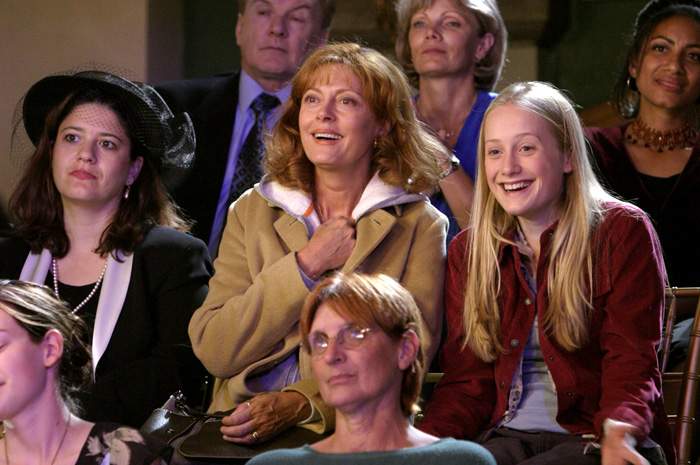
[308,325,373,357]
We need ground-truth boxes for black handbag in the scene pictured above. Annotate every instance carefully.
[141,391,325,464]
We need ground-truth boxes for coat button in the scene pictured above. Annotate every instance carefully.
[524,298,532,305]
[567,392,574,398]
[510,339,520,348]
[547,356,554,362]
[499,381,505,388]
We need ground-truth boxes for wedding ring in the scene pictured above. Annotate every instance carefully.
[251,430,260,441]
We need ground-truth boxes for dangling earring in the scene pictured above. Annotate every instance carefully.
[373,138,379,150]
[626,75,638,92]
[123,184,131,200]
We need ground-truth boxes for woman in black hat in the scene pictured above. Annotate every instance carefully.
[0,70,212,427]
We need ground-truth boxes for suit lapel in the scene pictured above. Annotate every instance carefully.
[19,249,52,282]
[343,208,396,273]
[19,249,134,378]
[92,252,133,377]
[180,73,241,240]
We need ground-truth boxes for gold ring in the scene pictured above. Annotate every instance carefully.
[251,430,259,441]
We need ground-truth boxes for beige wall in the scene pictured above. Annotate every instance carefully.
[501,41,539,88]
[0,0,183,209]
[497,0,549,89]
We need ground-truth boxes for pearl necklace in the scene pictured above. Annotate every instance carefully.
[52,258,108,314]
[3,415,71,465]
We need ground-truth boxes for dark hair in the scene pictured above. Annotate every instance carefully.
[237,0,336,31]
[613,0,700,118]
[0,280,91,414]
[300,272,425,416]
[9,86,189,258]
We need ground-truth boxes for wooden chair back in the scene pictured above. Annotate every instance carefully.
[660,287,700,465]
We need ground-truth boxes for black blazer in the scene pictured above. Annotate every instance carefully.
[0,227,213,426]
[156,73,241,243]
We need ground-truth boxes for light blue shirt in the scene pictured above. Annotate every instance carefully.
[207,71,290,255]
[501,232,567,433]
[503,319,568,433]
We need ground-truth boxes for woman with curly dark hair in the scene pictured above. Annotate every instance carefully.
[586,0,700,289]
[0,70,212,427]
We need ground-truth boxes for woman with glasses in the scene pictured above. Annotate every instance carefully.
[247,272,494,465]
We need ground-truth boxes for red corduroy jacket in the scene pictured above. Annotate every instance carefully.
[421,201,674,462]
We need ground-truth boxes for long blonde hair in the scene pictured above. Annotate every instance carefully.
[463,81,615,362]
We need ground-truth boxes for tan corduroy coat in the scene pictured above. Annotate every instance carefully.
[188,186,447,433]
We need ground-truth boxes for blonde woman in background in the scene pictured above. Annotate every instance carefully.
[395,0,507,237]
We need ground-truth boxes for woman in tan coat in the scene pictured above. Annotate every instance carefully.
[188,42,448,444]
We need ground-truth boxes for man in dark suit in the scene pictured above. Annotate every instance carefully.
[157,0,334,254]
